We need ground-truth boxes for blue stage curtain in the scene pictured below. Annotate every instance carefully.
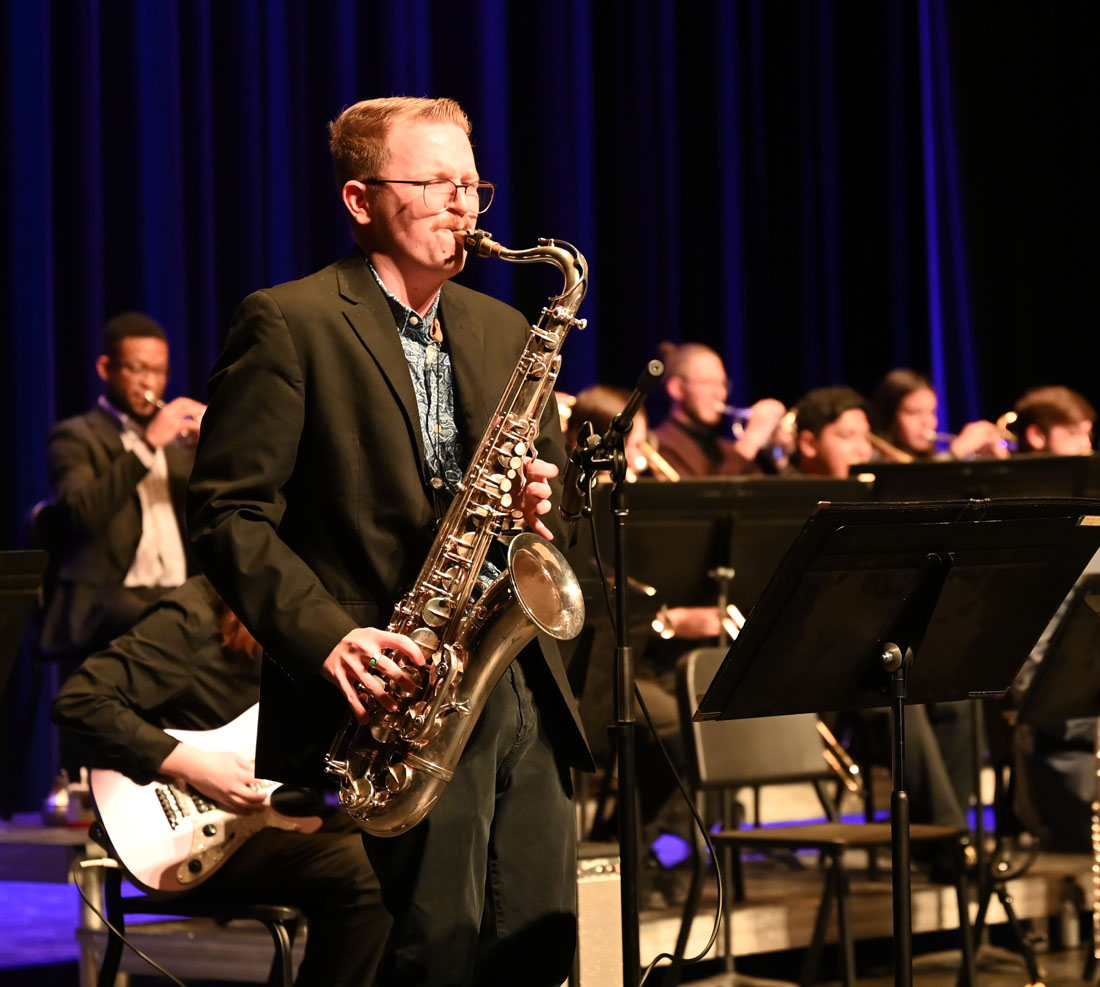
[0,0,989,543]
[3,0,1099,807]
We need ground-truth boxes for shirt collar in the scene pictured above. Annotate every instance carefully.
[97,394,146,437]
[367,260,441,346]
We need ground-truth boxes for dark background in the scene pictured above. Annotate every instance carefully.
[4,0,1099,546]
[2,0,1099,806]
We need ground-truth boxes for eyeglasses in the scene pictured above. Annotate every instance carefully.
[678,375,730,392]
[113,361,170,380]
[365,178,496,214]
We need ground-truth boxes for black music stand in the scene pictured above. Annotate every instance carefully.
[694,499,1100,987]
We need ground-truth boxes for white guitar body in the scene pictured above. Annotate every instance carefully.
[90,704,322,895]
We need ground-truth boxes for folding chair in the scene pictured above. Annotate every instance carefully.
[669,647,975,987]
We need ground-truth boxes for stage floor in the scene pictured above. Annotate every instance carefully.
[1,846,1093,984]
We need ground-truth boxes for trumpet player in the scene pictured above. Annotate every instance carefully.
[870,367,1009,461]
[652,341,787,476]
[1009,385,1095,456]
[188,97,589,987]
[41,312,206,657]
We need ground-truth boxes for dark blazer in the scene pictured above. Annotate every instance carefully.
[188,250,593,785]
[42,404,193,654]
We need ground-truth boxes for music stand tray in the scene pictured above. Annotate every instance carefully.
[693,498,1100,987]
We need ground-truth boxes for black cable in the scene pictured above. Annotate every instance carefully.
[70,857,189,987]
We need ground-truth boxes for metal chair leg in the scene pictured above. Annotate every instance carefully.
[263,919,295,987]
[97,867,125,987]
[833,856,856,987]
[800,858,838,987]
[952,841,977,987]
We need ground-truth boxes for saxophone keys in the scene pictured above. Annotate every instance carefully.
[386,761,411,793]
[409,626,440,658]
[422,597,452,627]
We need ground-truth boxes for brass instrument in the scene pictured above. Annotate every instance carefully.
[638,439,680,482]
[323,230,588,837]
[867,431,915,463]
[816,720,866,798]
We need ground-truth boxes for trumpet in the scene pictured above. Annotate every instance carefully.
[717,403,756,420]
[143,389,166,410]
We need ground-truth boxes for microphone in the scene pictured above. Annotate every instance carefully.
[559,360,666,521]
[607,360,665,443]
[559,422,594,522]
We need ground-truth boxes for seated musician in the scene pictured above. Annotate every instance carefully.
[787,386,873,478]
[651,342,787,477]
[1009,386,1097,851]
[1009,385,1095,456]
[870,367,1008,462]
[51,575,390,986]
[786,387,968,861]
[564,383,721,906]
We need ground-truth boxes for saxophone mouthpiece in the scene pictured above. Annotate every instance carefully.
[454,229,503,258]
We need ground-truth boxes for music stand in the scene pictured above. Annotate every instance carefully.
[0,550,47,699]
[857,453,1100,502]
[694,499,1100,987]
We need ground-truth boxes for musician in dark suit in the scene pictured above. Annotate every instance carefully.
[188,97,591,987]
[42,313,206,655]
[51,575,390,987]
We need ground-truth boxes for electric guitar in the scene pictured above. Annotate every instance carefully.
[90,704,322,894]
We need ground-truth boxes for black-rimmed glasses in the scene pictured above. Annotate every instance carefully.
[365,178,495,214]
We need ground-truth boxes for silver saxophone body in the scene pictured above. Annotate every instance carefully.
[323,229,588,837]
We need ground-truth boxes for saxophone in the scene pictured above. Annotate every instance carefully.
[323,229,588,837]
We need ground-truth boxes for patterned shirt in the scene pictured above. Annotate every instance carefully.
[368,262,465,493]
[367,261,503,590]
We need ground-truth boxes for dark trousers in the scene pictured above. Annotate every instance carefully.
[363,656,577,987]
[189,813,390,986]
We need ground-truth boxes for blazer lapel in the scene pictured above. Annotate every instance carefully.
[86,405,127,463]
[335,251,428,472]
[439,284,490,451]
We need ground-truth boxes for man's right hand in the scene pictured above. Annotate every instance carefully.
[322,627,426,721]
[158,744,268,813]
[146,397,207,449]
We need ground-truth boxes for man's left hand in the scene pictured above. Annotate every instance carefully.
[521,456,558,540]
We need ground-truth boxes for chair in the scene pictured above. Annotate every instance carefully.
[95,850,303,987]
[669,647,975,987]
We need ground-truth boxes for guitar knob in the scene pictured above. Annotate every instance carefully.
[188,859,203,874]
[202,823,217,837]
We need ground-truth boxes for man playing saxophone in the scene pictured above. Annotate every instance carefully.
[188,97,591,987]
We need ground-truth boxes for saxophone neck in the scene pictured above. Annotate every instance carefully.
[454,229,587,308]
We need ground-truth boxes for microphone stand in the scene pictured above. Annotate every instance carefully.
[561,359,665,987]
